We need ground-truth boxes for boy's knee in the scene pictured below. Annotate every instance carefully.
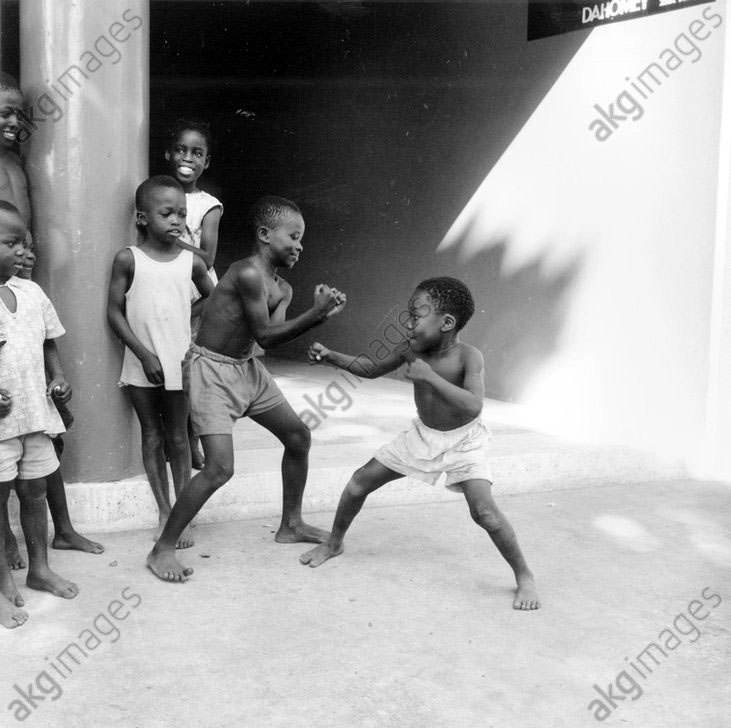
[165,430,188,450]
[347,466,374,498]
[285,424,311,456]
[16,478,47,503]
[203,460,234,487]
[143,430,165,452]
[470,504,502,532]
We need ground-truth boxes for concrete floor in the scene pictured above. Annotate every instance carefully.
[2,479,729,727]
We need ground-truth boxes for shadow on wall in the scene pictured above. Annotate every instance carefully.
[440,240,583,402]
[269,235,582,406]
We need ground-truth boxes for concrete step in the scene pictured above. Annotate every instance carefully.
[7,358,686,534]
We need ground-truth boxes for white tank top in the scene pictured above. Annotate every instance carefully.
[118,246,193,390]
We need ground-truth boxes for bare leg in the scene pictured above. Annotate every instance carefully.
[128,386,175,543]
[46,468,104,553]
[300,459,402,567]
[16,477,78,599]
[160,390,194,548]
[250,402,328,544]
[0,484,27,628]
[146,434,234,582]
[2,498,25,569]
[460,479,540,610]
[188,317,204,471]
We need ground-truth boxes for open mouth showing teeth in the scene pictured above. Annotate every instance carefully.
[2,129,17,140]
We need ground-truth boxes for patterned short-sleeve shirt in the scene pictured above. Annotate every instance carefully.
[0,277,66,441]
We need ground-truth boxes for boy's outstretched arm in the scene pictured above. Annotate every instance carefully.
[106,249,164,386]
[405,348,484,419]
[236,266,344,349]
[308,340,407,379]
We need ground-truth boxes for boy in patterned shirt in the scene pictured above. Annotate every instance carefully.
[0,201,78,629]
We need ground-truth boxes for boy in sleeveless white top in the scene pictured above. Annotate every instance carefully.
[164,120,222,287]
[107,176,214,549]
[165,120,223,468]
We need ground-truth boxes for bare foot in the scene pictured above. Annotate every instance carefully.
[176,526,195,550]
[146,549,193,582]
[5,535,26,570]
[26,567,79,599]
[513,574,541,610]
[0,570,24,607]
[0,596,28,629]
[299,541,343,567]
[275,521,329,544]
[52,530,104,554]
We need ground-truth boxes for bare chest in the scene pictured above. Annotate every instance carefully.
[422,353,465,388]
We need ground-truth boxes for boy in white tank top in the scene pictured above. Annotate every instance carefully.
[107,176,214,549]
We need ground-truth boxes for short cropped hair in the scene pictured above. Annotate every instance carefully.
[0,199,22,216]
[167,118,213,154]
[246,195,301,243]
[416,276,475,331]
[0,72,20,94]
[135,175,184,212]
[134,175,184,234]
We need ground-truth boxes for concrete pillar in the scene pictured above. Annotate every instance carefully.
[19,0,149,481]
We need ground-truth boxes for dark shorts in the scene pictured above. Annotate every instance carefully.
[182,344,286,436]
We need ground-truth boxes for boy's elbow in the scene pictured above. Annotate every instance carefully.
[107,308,124,335]
[255,332,275,349]
[353,370,375,380]
[346,363,375,379]
[467,398,483,419]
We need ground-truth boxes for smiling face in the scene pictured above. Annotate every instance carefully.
[261,210,305,268]
[136,185,187,245]
[15,239,35,280]
[165,130,210,189]
[0,88,24,149]
[405,289,455,353]
[0,209,28,283]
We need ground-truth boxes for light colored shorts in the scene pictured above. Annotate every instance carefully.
[183,343,287,436]
[0,432,59,482]
[374,416,493,492]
